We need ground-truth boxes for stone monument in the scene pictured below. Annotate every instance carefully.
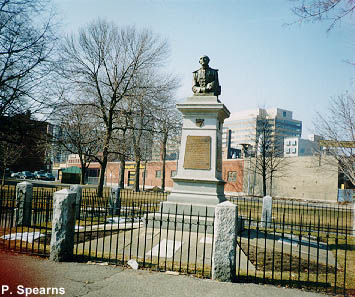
[148,56,230,230]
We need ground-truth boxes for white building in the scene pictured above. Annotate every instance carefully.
[223,108,302,156]
[284,135,322,157]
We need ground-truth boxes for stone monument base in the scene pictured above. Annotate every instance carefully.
[146,211,244,235]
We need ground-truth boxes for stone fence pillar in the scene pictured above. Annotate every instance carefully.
[212,201,237,282]
[110,186,121,216]
[261,195,272,228]
[50,189,76,262]
[69,185,82,219]
[16,181,33,227]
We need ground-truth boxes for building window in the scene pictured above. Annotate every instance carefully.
[227,171,237,182]
[283,111,287,117]
[155,170,161,178]
[292,148,297,154]
[170,170,177,177]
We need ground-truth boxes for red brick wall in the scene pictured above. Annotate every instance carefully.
[144,161,177,188]
[144,159,244,193]
[222,159,244,193]
[68,159,244,193]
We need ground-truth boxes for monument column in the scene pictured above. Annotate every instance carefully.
[160,55,230,217]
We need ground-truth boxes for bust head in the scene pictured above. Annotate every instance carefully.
[199,55,210,68]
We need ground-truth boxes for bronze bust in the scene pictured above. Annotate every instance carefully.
[192,55,221,96]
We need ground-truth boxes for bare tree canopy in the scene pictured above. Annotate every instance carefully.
[315,92,355,185]
[53,104,100,184]
[155,101,182,191]
[57,19,177,196]
[290,0,355,32]
[246,113,291,196]
[0,0,58,117]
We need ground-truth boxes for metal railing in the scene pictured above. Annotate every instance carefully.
[0,186,352,294]
[227,196,353,235]
[0,186,53,256]
[237,212,350,296]
[73,195,213,278]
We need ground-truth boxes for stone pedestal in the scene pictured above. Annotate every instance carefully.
[147,95,230,230]
[261,195,272,228]
[16,181,33,227]
[50,189,76,262]
[110,186,121,215]
[212,201,237,282]
[69,185,82,219]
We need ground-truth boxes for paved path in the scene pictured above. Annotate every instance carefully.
[0,252,329,297]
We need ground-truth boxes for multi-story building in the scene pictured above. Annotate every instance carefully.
[151,136,180,161]
[222,108,302,157]
[50,124,70,166]
[284,135,323,157]
[0,112,52,172]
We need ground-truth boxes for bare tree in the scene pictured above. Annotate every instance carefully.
[249,114,290,196]
[0,141,23,185]
[53,104,100,184]
[57,20,173,196]
[290,0,355,32]
[110,109,133,189]
[126,77,175,192]
[156,105,182,192]
[0,0,58,118]
[314,92,355,185]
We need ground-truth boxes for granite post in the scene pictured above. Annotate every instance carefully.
[69,185,82,219]
[212,201,237,282]
[261,195,272,228]
[110,187,121,216]
[50,189,76,262]
[16,181,33,227]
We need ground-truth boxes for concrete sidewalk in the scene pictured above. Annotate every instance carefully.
[0,252,329,297]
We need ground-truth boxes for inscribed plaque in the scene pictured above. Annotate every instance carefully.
[183,136,211,170]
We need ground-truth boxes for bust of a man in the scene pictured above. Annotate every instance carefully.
[192,55,221,96]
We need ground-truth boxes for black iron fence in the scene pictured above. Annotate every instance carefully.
[0,186,353,295]
[73,196,213,278]
[227,196,353,235]
[0,186,53,256]
[238,213,351,296]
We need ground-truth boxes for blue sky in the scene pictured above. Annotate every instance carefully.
[53,0,355,136]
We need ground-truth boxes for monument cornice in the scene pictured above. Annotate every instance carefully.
[172,176,226,185]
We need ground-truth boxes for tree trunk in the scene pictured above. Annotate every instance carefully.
[262,153,267,196]
[97,155,108,197]
[262,173,267,196]
[79,155,86,185]
[1,155,7,186]
[119,155,125,189]
[134,159,140,192]
[81,166,86,185]
[161,133,168,192]
[1,167,5,186]
[262,131,267,196]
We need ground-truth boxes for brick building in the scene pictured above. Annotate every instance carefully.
[63,158,244,193]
